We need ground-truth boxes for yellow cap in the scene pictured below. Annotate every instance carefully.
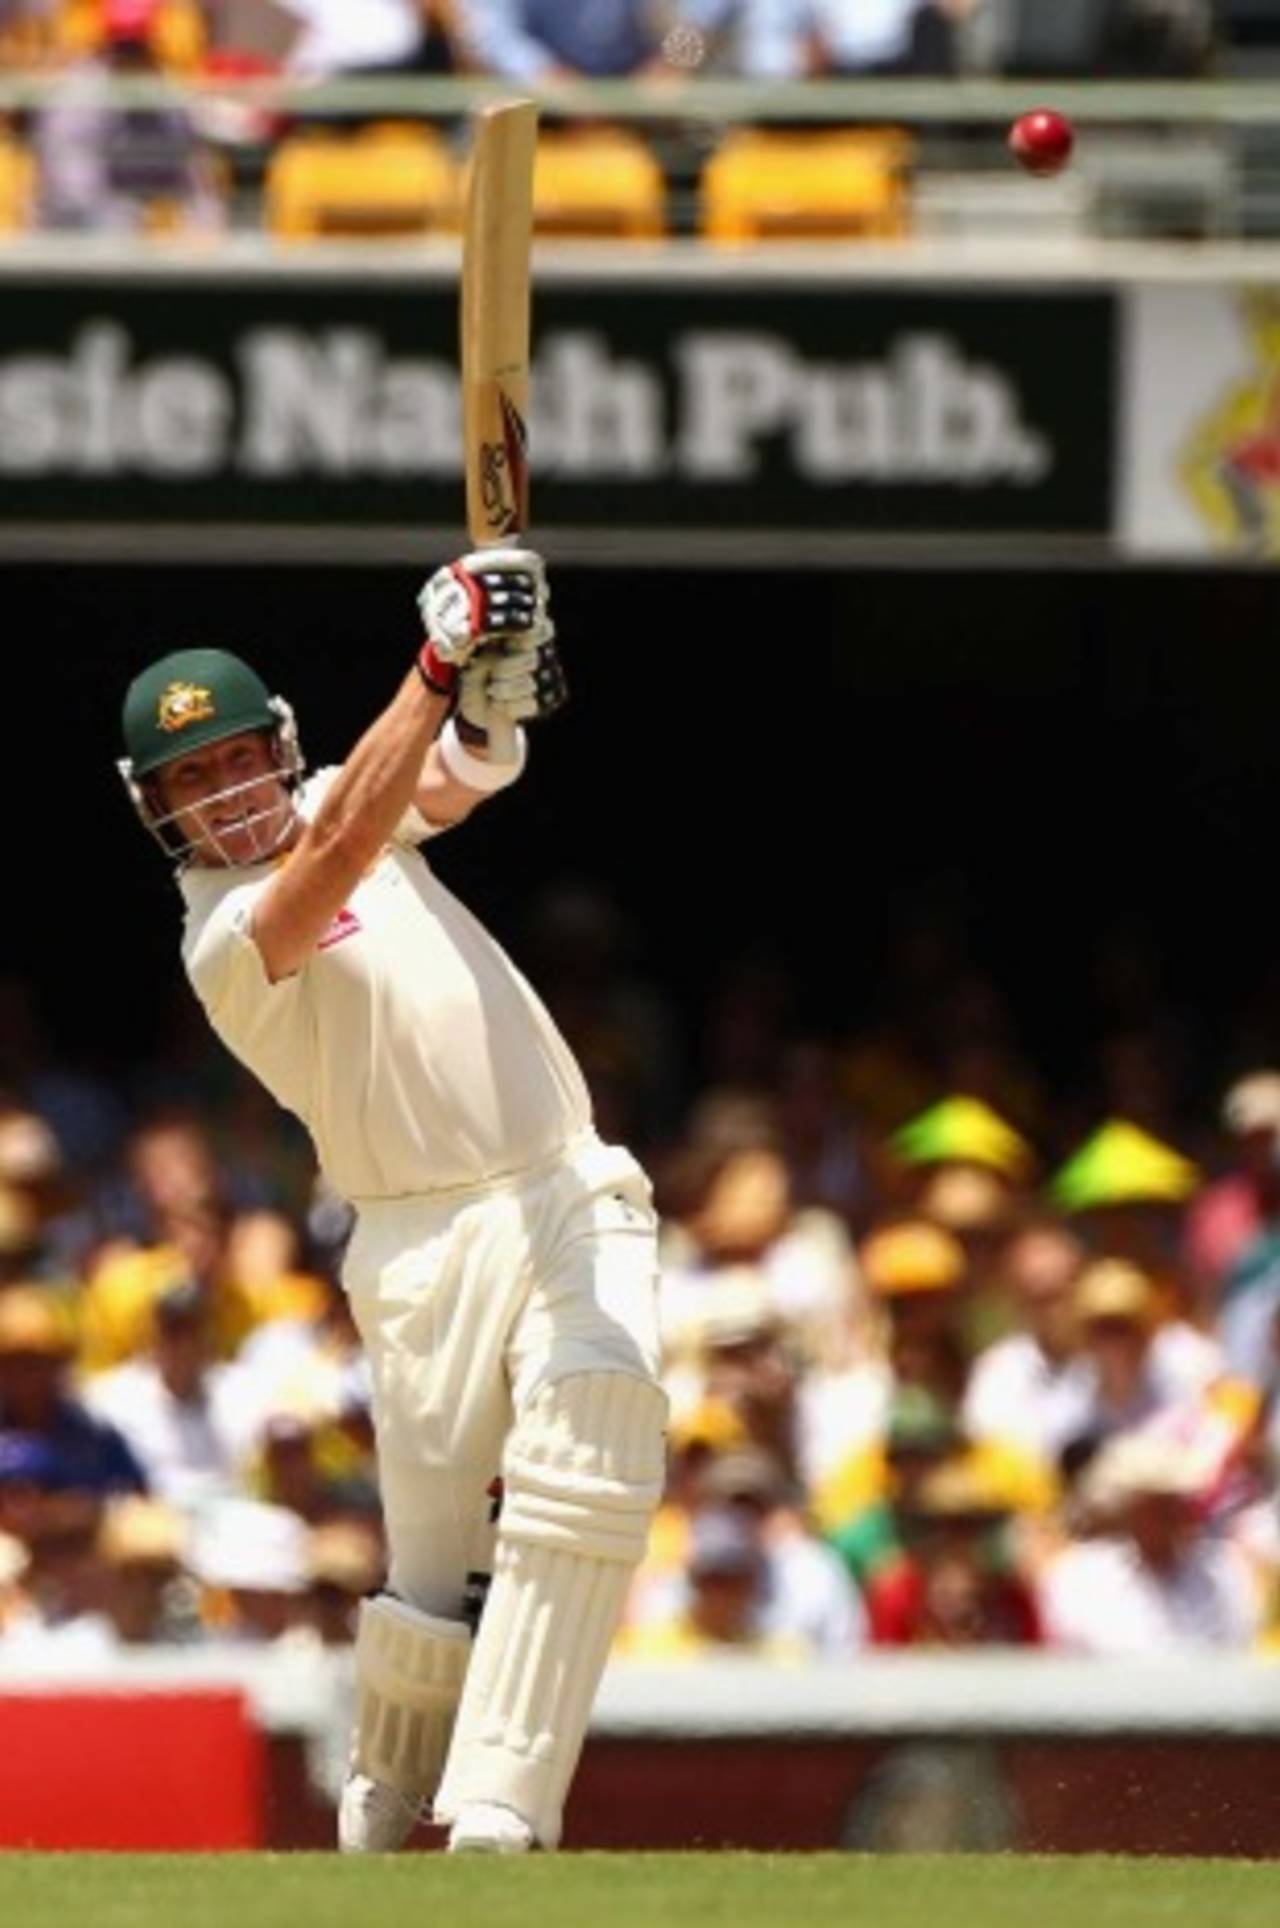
[860,1222,966,1296]
[668,1397,749,1454]
[909,1452,1014,1519]
[0,1286,75,1356]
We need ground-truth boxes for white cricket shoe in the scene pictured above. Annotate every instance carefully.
[337,1773,423,1853]
[446,1802,535,1855]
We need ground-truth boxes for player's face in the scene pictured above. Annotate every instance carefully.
[154,730,294,868]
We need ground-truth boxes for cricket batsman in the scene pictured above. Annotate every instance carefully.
[118,550,667,1854]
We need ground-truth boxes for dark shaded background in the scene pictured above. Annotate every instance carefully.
[5,561,1279,1122]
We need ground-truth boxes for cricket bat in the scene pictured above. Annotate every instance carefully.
[461,99,539,766]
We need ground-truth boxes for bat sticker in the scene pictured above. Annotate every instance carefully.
[480,390,529,537]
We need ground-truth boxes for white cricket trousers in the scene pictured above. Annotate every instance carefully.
[341,1131,663,1619]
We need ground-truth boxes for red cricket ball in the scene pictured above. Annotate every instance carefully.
[1009,108,1075,178]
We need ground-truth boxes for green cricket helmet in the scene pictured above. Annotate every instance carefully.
[119,648,304,865]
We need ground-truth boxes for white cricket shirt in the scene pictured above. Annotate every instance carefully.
[179,770,592,1201]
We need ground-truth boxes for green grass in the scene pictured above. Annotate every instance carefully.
[0,1854,1278,1928]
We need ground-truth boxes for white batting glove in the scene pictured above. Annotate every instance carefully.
[416,548,550,694]
[458,632,570,743]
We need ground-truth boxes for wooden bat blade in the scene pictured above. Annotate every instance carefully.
[462,100,538,548]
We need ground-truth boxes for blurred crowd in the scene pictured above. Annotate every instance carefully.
[0,0,1222,85]
[4,893,1280,1670]
[0,0,1226,238]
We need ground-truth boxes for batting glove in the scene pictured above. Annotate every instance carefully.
[417,548,549,695]
[458,633,570,743]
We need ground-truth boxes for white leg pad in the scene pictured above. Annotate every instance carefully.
[434,1372,666,1849]
[349,1593,472,1803]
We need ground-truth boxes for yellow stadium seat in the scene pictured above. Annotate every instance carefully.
[267,124,460,241]
[701,130,912,243]
[532,129,665,241]
[0,134,35,234]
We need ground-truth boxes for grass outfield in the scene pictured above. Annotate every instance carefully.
[0,1854,1278,1927]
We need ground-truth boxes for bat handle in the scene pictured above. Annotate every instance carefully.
[476,534,522,768]
[488,706,518,767]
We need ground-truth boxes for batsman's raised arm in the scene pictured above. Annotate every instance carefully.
[250,664,451,983]
[262,549,564,978]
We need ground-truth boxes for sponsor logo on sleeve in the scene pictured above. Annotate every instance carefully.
[317,905,362,951]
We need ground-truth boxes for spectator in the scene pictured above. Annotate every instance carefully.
[628,1443,865,1656]
[79,1194,326,1374]
[63,1110,212,1272]
[813,0,963,80]
[619,1505,814,1661]
[7,1489,107,1642]
[962,1222,1087,1468]
[1039,1434,1260,1652]
[865,1453,1041,1647]
[82,1280,261,1513]
[303,1521,384,1646]
[1186,1072,1280,1306]
[233,1257,370,1424]
[0,1432,69,1552]
[918,1166,1016,1277]
[892,1097,1035,1331]
[0,1528,32,1635]
[680,0,971,78]
[865,1221,970,1412]
[451,0,658,79]
[1216,1234,1280,1394]
[190,1498,311,1642]
[801,1222,968,1536]
[0,1288,146,1497]
[1050,1119,1200,1294]
[37,1496,195,1652]
[112,1112,242,1236]
[664,1273,804,1490]
[821,1383,956,1585]
[248,1404,378,1525]
[0,1183,42,1288]
[232,1271,378,1517]
[1060,1259,1223,1464]
[95,1496,191,1644]
[33,0,225,233]
[280,0,446,77]
[659,1093,856,1367]
[0,1104,72,1282]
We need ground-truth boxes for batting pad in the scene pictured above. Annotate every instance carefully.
[350,1594,472,1802]
[434,1372,666,1848]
